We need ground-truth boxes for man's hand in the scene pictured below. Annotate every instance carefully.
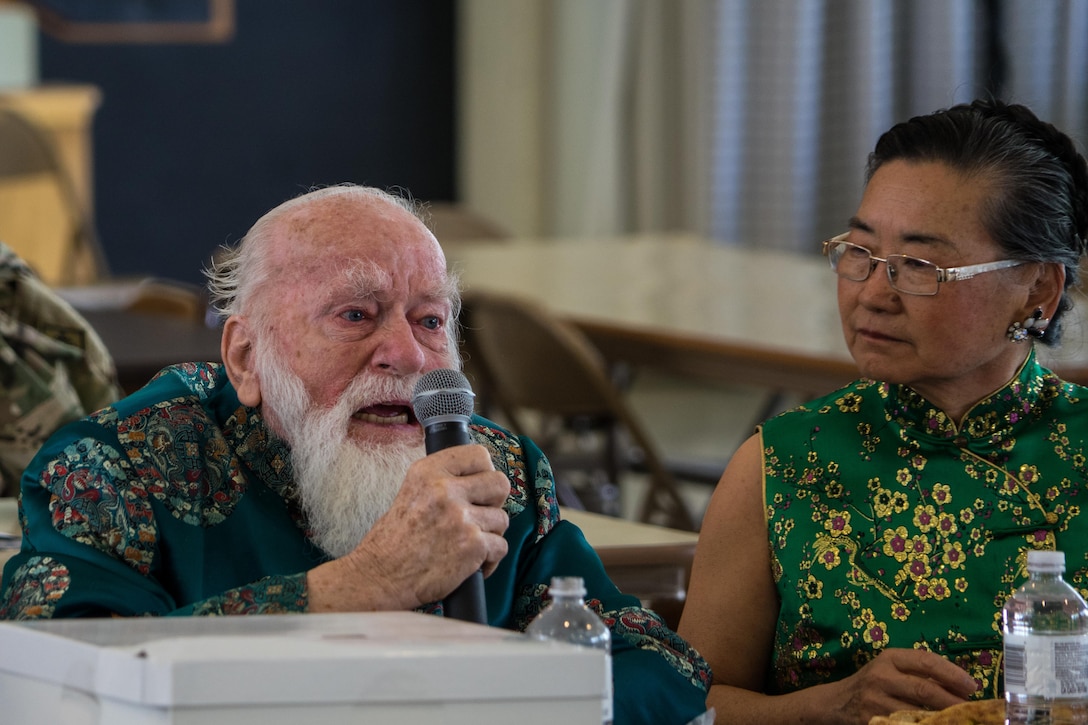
[307,444,510,612]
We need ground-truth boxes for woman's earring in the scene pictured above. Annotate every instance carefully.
[1007,307,1050,342]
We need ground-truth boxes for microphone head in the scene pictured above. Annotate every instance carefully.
[411,368,475,424]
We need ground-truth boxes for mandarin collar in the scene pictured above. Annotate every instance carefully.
[880,348,1059,446]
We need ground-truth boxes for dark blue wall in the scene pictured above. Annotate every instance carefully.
[40,0,456,285]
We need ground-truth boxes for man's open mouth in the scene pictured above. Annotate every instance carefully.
[352,403,418,426]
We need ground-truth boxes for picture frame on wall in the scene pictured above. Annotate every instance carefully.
[14,0,233,43]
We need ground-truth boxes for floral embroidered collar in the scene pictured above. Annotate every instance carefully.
[880,348,1060,447]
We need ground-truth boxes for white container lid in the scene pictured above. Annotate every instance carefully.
[1027,549,1065,573]
[0,611,605,708]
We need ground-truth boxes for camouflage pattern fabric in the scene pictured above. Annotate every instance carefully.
[0,242,120,495]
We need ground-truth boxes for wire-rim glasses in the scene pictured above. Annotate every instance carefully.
[821,232,1026,296]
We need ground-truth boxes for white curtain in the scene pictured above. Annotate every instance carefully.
[458,0,714,239]
[458,0,1088,248]
[710,0,989,252]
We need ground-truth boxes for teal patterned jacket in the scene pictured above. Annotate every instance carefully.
[0,362,710,725]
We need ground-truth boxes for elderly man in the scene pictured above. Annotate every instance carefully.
[0,185,710,724]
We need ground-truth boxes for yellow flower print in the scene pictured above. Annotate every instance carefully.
[837,392,862,413]
[818,548,839,570]
[867,477,882,492]
[824,510,852,536]
[858,423,872,435]
[1074,453,1086,468]
[1018,464,1041,485]
[984,469,1000,485]
[908,535,932,558]
[828,461,839,475]
[896,468,913,486]
[807,451,819,464]
[955,577,968,593]
[936,512,958,536]
[852,608,874,629]
[913,504,937,532]
[814,537,841,570]
[840,631,855,648]
[882,526,910,561]
[942,541,966,569]
[927,578,951,601]
[861,614,890,648]
[802,575,823,599]
[905,556,932,582]
[1046,486,1059,501]
[910,454,926,470]
[932,483,952,506]
[890,602,910,621]
[959,507,975,525]
[873,489,896,518]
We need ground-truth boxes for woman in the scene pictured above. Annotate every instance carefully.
[678,99,1088,724]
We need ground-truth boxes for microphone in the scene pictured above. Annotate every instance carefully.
[410,368,487,624]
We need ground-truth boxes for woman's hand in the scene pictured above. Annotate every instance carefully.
[823,647,979,724]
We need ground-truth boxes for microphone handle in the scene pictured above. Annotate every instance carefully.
[423,419,473,454]
[422,418,487,624]
[444,570,487,624]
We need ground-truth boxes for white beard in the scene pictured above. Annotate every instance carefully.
[255,350,426,558]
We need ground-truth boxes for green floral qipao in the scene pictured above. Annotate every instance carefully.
[0,362,710,725]
[761,349,1088,699]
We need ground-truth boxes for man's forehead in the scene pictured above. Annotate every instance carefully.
[327,258,452,302]
[267,197,444,274]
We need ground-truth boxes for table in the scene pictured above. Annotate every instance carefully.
[561,506,699,629]
[77,308,224,394]
[448,234,1088,395]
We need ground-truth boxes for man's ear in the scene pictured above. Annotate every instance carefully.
[221,316,262,407]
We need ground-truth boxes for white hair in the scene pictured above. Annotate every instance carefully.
[204,184,462,364]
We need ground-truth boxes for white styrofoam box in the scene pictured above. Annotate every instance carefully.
[0,611,606,724]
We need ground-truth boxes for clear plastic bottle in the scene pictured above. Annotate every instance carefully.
[1003,550,1088,724]
[526,576,613,725]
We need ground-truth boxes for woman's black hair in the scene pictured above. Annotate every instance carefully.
[866,99,1088,346]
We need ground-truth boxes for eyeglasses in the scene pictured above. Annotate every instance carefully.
[821,233,1025,296]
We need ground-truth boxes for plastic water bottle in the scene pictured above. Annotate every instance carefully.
[1003,550,1088,724]
[527,576,613,725]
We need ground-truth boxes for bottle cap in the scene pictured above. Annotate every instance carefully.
[1027,549,1065,573]
[549,576,587,597]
